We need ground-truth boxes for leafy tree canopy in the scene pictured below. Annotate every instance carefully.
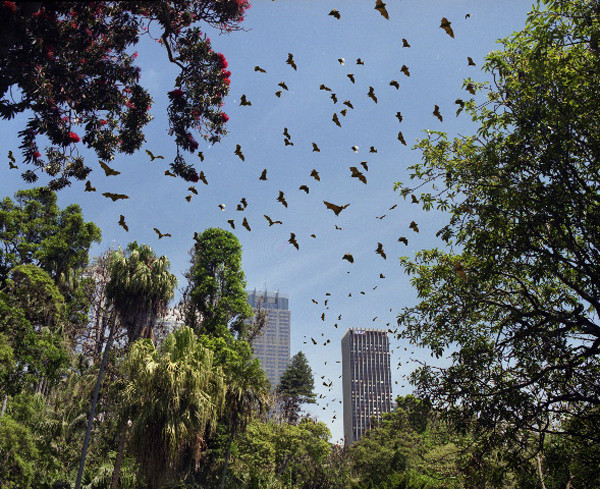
[0,188,101,288]
[185,228,252,338]
[106,241,177,343]
[396,0,600,446]
[0,0,249,188]
[277,351,316,424]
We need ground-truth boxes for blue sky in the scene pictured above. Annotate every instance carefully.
[1,0,533,442]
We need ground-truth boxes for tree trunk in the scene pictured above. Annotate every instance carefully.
[0,395,7,417]
[75,315,115,489]
[219,416,238,489]
[536,453,547,489]
[110,423,129,489]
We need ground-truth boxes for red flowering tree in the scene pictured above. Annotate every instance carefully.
[0,0,249,188]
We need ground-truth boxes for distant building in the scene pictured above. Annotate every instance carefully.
[247,290,291,388]
[341,328,393,445]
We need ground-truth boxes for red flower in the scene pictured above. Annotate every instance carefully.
[99,119,107,125]
[2,2,16,13]
[68,132,80,143]
[216,53,228,69]
[33,151,41,159]
[221,113,229,123]
[169,88,185,98]
[222,69,231,78]
[223,78,231,87]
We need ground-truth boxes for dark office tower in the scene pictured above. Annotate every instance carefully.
[341,328,393,445]
[247,290,291,388]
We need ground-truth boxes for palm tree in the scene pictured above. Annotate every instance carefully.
[106,242,177,489]
[105,242,177,343]
[76,244,176,489]
[219,350,271,489]
[122,326,226,489]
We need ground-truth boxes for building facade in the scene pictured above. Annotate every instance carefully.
[341,328,393,445]
[247,290,291,388]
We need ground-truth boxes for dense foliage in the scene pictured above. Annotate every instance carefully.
[277,351,316,424]
[0,0,248,188]
[396,0,600,450]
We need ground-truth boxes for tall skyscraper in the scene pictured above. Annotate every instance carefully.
[341,328,393,445]
[247,290,291,388]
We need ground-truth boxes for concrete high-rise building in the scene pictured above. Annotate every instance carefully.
[341,328,393,445]
[247,290,291,388]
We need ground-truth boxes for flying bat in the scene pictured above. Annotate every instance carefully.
[398,131,407,145]
[389,80,399,89]
[185,195,192,202]
[197,151,204,161]
[299,185,310,194]
[154,228,171,239]
[401,65,410,77]
[234,144,245,161]
[340,109,347,117]
[84,180,96,192]
[350,167,367,184]
[343,100,354,109]
[275,90,282,98]
[351,145,359,153]
[356,58,364,65]
[367,86,377,103]
[440,17,454,38]
[466,83,476,95]
[277,191,288,208]
[312,142,321,152]
[278,81,288,90]
[286,53,297,70]
[284,138,294,146]
[8,150,17,169]
[242,217,251,232]
[409,221,420,233]
[118,215,128,232]
[331,93,338,103]
[254,65,267,73]
[218,204,226,211]
[398,236,408,245]
[338,58,345,65]
[227,219,235,229]
[342,253,354,263]
[332,113,341,127]
[324,201,350,216]
[376,242,386,259]
[259,169,268,180]
[396,112,403,123]
[288,233,299,250]
[198,171,208,185]
[375,0,389,19]
[329,9,340,19]
[240,94,252,106]
[320,84,332,92]
[264,215,282,226]
[370,146,378,153]
[164,170,176,177]
[102,192,129,201]
[433,105,443,122]
[468,57,476,66]
[99,161,120,176]
[360,161,368,171]
[188,186,198,195]
[402,38,410,47]
[347,73,355,83]
[310,169,320,181]
[145,149,164,161]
